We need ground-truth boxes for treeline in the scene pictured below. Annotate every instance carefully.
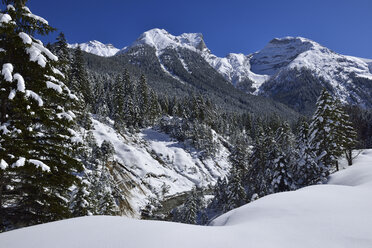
[172,89,358,224]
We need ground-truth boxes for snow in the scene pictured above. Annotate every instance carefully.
[68,40,120,57]
[26,42,58,68]
[13,73,25,92]
[12,157,25,168]
[0,159,8,170]
[57,112,74,122]
[25,90,43,106]
[133,28,208,53]
[22,7,48,25]
[248,36,372,102]
[2,149,372,248]
[8,89,16,100]
[91,118,230,214]
[28,159,50,172]
[52,68,65,78]
[0,13,12,24]
[18,32,32,45]
[2,63,13,82]
[204,52,270,93]
[46,81,62,93]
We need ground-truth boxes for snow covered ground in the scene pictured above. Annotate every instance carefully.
[91,118,230,215]
[1,150,372,247]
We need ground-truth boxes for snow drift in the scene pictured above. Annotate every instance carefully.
[1,150,372,248]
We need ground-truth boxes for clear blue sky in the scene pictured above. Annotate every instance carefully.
[23,0,372,58]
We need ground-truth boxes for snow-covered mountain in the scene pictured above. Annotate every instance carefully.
[68,40,121,57]
[2,150,372,248]
[127,28,209,53]
[71,30,372,113]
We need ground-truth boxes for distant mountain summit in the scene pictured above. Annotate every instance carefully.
[68,40,121,57]
[129,28,209,53]
[69,29,372,113]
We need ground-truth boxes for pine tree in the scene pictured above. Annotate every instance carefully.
[294,122,325,186]
[333,100,357,166]
[270,123,296,192]
[53,32,70,78]
[0,1,82,229]
[224,166,246,212]
[308,89,340,172]
[138,74,149,127]
[69,46,93,107]
[112,75,125,131]
[181,188,198,224]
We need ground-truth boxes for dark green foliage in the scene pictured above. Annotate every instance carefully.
[0,1,82,230]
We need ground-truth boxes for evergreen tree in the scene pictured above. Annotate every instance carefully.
[53,32,70,77]
[112,75,125,131]
[69,46,93,107]
[138,74,149,126]
[294,122,325,186]
[0,1,82,229]
[181,188,198,224]
[224,166,246,212]
[270,123,296,192]
[308,89,340,172]
[333,100,357,166]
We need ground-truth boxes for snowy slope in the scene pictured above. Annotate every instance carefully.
[2,150,372,248]
[68,40,121,57]
[91,118,230,216]
[254,37,372,107]
[204,52,270,91]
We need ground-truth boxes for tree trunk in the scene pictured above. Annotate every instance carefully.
[345,149,353,166]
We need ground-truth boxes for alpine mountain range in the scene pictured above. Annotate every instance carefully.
[69,28,372,115]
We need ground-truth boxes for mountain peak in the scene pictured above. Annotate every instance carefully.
[249,36,326,75]
[132,28,209,52]
[68,40,120,57]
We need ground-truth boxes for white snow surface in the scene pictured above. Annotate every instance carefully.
[250,37,372,101]
[204,52,270,92]
[91,118,230,215]
[131,28,208,53]
[68,40,120,57]
[18,32,32,45]
[28,159,50,172]
[2,149,372,248]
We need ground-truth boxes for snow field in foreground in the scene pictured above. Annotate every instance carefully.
[1,150,372,248]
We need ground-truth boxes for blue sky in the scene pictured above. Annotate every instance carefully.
[24,0,372,58]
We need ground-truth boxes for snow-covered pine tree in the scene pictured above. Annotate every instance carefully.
[294,121,326,186]
[333,100,357,166]
[113,74,125,131]
[53,32,70,78]
[69,46,93,108]
[308,89,341,173]
[138,74,149,127]
[224,166,246,212]
[207,176,228,214]
[69,46,92,129]
[248,128,272,197]
[270,123,296,192]
[181,188,198,224]
[148,89,161,125]
[0,0,82,229]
